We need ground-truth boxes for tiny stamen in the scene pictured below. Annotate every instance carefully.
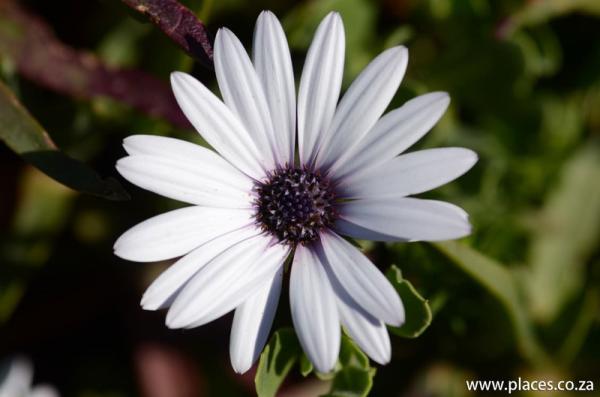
[254,166,338,245]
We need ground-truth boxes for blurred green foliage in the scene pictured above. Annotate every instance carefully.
[1,0,599,396]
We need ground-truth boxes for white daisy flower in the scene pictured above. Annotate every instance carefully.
[114,11,477,374]
[0,357,59,397]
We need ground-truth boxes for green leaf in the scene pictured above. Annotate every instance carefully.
[386,265,433,338]
[523,144,600,323]
[322,336,375,397]
[299,353,313,377]
[431,241,551,368]
[0,80,129,200]
[255,329,375,397]
[323,366,375,397]
[504,0,600,36]
[255,328,301,397]
[338,335,369,370]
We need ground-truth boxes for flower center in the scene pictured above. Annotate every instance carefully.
[254,166,338,245]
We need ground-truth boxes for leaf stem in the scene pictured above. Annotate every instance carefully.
[120,0,214,68]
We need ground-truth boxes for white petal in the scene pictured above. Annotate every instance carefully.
[140,226,260,310]
[339,148,478,199]
[122,135,252,187]
[122,135,253,203]
[331,92,450,181]
[333,282,391,365]
[170,71,266,179]
[339,198,471,242]
[116,154,253,207]
[214,29,281,168]
[319,232,404,326]
[297,12,345,166]
[334,219,405,242]
[290,245,340,373]
[316,46,408,171]
[166,235,289,329]
[253,11,296,165]
[29,385,60,397]
[114,206,254,262]
[229,267,283,374]
[0,357,33,397]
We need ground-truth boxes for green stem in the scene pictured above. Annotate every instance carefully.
[557,288,599,365]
